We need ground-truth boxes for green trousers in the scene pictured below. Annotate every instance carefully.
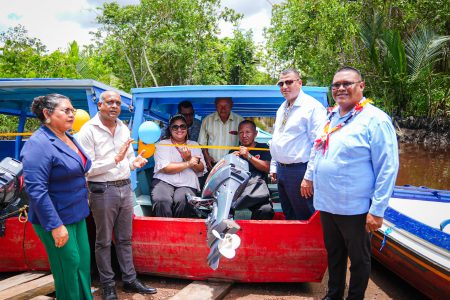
[33,219,93,300]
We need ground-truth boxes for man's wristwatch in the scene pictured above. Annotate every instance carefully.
[247,153,253,160]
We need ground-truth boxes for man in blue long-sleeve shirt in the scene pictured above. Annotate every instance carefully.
[302,66,399,300]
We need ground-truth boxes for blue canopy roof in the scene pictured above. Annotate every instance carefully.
[0,78,133,119]
[131,85,329,121]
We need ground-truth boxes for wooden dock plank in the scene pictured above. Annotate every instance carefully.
[169,281,232,300]
[0,273,47,293]
[0,274,54,300]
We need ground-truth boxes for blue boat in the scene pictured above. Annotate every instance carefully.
[371,186,450,299]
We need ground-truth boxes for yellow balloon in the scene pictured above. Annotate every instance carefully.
[73,109,90,132]
[138,140,156,159]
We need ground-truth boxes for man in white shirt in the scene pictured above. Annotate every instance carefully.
[77,91,156,300]
[270,69,327,220]
[198,97,244,170]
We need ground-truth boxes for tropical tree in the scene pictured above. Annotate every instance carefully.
[359,11,450,116]
[94,0,244,89]
[265,0,362,85]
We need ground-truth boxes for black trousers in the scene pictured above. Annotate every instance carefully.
[151,178,197,218]
[320,211,371,300]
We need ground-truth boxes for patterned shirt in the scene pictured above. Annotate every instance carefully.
[198,111,244,162]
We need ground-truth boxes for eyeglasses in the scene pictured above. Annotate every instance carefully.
[102,100,122,107]
[330,81,362,90]
[277,79,299,87]
[57,108,77,115]
[170,124,187,131]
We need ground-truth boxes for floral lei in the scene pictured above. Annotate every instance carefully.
[314,98,372,153]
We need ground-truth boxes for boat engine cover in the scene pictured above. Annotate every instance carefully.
[199,154,251,269]
[0,157,23,210]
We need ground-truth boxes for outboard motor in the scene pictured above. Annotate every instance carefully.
[0,157,23,211]
[0,157,25,236]
[188,154,251,270]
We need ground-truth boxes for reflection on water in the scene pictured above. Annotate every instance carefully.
[397,143,450,190]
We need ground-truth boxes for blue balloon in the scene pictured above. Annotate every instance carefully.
[138,121,161,144]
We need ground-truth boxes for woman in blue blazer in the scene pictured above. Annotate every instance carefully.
[20,94,93,300]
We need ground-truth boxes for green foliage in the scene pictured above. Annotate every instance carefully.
[223,30,257,85]
[93,0,261,89]
[0,25,114,82]
[1,0,448,119]
[0,115,40,139]
[359,10,449,116]
[265,0,362,84]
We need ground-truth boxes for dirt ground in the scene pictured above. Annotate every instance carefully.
[91,260,427,300]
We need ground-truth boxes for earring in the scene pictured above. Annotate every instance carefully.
[45,118,51,124]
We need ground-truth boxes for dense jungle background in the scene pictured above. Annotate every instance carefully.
[1,0,449,144]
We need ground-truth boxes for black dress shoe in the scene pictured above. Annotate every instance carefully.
[123,279,157,294]
[322,296,342,300]
[102,285,118,300]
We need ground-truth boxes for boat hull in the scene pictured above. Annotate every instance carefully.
[372,230,450,300]
[132,211,327,282]
[1,212,327,283]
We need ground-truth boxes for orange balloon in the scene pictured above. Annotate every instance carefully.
[138,140,156,158]
[72,109,90,132]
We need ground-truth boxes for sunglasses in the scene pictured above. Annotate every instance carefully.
[330,81,362,90]
[170,124,187,131]
[277,79,299,87]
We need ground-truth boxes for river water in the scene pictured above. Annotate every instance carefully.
[397,143,450,190]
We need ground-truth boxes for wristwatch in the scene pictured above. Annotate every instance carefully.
[247,153,253,160]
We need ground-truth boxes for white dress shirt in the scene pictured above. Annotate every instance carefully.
[270,89,327,173]
[76,114,136,182]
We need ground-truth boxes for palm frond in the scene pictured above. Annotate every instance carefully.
[359,11,383,68]
[406,26,450,81]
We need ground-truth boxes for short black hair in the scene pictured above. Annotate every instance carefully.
[280,68,301,79]
[177,100,194,113]
[335,66,364,81]
[238,119,257,132]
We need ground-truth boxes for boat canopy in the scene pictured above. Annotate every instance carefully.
[130,85,329,141]
[0,78,133,119]
[0,78,133,160]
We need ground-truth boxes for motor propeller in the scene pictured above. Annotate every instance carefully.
[212,229,241,259]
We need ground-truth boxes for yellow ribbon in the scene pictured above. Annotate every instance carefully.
[157,143,270,151]
[0,132,33,137]
[0,133,270,151]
